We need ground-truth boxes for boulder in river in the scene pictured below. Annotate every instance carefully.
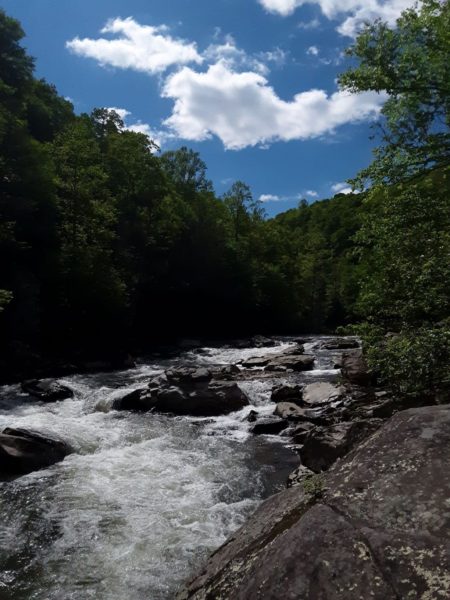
[320,337,360,350]
[0,427,72,476]
[302,382,344,406]
[178,404,450,600]
[165,367,212,384]
[265,354,314,372]
[115,376,249,417]
[240,356,270,368]
[250,416,289,435]
[21,379,74,402]
[270,384,303,404]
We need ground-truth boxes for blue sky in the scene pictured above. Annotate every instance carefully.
[3,0,412,215]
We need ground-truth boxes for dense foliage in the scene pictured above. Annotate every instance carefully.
[339,0,450,397]
[1,2,448,400]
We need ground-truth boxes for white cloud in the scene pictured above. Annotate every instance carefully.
[107,106,131,120]
[306,45,319,55]
[66,17,203,73]
[305,189,318,197]
[204,35,269,74]
[258,0,416,37]
[260,194,281,202]
[331,181,353,194]
[162,61,385,150]
[297,18,321,29]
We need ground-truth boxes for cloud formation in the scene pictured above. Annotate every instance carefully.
[66,17,202,73]
[258,0,415,36]
[162,62,384,150]
[331,181,353,194]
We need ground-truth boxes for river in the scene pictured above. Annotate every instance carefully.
[0,337,338,600]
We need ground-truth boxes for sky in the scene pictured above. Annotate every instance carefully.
[3,0,414,216]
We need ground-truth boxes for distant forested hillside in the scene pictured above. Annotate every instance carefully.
[1,1,449,399]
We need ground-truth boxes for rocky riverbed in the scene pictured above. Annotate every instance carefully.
[2,334,440,599]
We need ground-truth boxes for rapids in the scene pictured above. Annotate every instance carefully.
[0,337,338,600]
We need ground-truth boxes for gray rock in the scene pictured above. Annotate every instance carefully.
[274,402,305,420]
[300,419,383,472]
[250,417,288,435]
[321,337,360,350]
[21,379,73,402]
[115,378,249,416]
[0,427,72,476]
[286,464,315,488]
[274,402,330,424]
[270,384,303,403]
[302,382,344,406]
[265,354,314,372]
[165,367,212,384]
[241,357,270,368]
[178,405,450,600]
[341,351,372,386]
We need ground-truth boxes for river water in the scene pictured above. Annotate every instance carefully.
[0,338,338,600]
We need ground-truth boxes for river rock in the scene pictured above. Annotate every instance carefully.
[21,379,74,402]
[274,402,331,425]
[165,367,212,384]
[302,382,344,406]
[178,405,450,600]
[250,416,288,435]
[341,351,372,386]
[299,419,383,472]
[115,378,249,416]
[321,337,360,350]
[265,354,314,372]
[286,464,315,488]
[241,357,270,368]
[0,427,72,476]
[250,335,277,348]
[270,384,303,403]
[290,421,315,444]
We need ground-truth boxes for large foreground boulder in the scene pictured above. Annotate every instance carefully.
[115,375,249,416]
[21,379,73,402]
[178,404,450,600]
[0,427,72,476]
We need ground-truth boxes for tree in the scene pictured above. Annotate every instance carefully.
[223,181,265,242]
[339,0,450,397]
[160,146,213,195]
[339,0,450,186]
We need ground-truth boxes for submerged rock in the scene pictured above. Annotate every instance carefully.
[0,427,71,476]
[178,405,450,600]
[21,379,74,402]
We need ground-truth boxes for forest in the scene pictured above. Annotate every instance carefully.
[0,0,449,399]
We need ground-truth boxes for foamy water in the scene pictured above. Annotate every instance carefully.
[0,341,319,600]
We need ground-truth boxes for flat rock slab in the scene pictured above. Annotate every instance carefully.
[178,405,450,600]
[302,382,344,406]
[250,416,288,435]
